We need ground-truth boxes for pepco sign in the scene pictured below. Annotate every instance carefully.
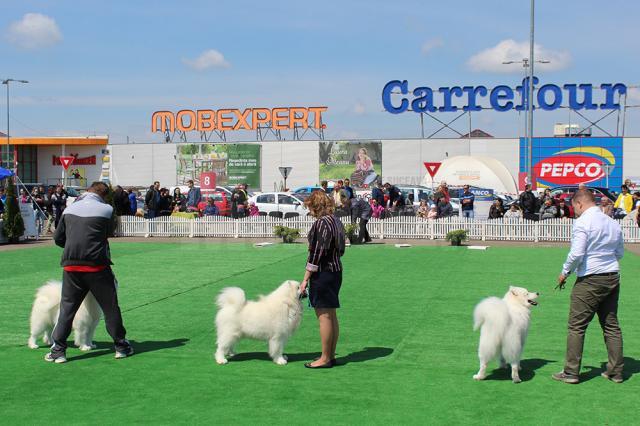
[534,155,605,185]
[520,137,622,189]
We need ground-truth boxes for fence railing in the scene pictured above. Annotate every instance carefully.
[114,216,640,243]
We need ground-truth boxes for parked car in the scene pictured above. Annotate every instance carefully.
[398,185,460,214]
[249,192,308,216]
[291,186,329,200]
[548,186,616,205]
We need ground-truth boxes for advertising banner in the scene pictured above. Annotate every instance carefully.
[520,137,622,190]
[177,144,261,189]
[319,141,382,188]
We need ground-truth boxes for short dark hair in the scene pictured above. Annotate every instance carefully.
[187,179,194,184]
[572,189,595,204]
[154,181,160,185]
[621,184,629,191]
[88,181,109,199]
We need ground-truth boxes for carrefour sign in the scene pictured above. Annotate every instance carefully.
[521,137,622,189]
[382,78,627,113]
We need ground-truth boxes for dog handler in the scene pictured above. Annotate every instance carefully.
[46,182,133,363]
[554,189,624,384]
[301,191,345,369]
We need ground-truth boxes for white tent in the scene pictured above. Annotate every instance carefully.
[421,155,518,195]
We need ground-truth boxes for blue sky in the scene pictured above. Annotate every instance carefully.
[1,0,639,143]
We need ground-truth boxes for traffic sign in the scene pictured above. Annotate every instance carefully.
[423,162,441,178]
[59,156,75,170]
[279,167,292,179]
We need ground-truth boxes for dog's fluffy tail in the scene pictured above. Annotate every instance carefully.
[473,297,508,333]
[33,280,63,312]
[216,287,246,310]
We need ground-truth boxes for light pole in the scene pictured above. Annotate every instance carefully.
[502,57,549,183]
[2,78,29,174]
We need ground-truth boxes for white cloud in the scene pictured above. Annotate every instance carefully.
[467,39,571,73]
[182,49,230,71]
[353,101,366,115]
[421,38,443,55]
[6,13,62,49]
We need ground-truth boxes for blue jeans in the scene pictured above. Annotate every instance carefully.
[462,210,474,219]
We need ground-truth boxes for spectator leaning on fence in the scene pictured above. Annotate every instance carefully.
[539,198,557,220]
[459,185,475,219]
[416,200,429,219]
[614,185,633,214]
[371,180,385,207]
[600,197,614,217]
[504,204,522,219]
[437,198,453,218]
[370,198,385,219]
[488,198,505,219]
[203,196,219,216]
[556,199,572,219]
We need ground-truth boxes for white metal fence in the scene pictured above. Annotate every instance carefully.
[115,216,640,243]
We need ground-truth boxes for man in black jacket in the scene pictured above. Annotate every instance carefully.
[46,182,133,363]
[144,181,160,218]
[519,184,539,221]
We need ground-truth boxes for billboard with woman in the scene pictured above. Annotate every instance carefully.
[319,141,382,188]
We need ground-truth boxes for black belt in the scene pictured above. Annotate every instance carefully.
[582,272,619,278]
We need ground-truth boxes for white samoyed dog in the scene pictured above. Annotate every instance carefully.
[215,280,304,365]
[28,280,102,351]
[472,286,539,383]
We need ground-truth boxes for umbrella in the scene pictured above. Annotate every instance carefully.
[0,167,14,180]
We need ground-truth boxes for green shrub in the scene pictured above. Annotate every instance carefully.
[2,178,25,243]
[273,225,301,243]
[445,229,468,246]
[344,222,359,244]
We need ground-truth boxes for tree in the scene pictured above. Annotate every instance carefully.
[2,178,24,243]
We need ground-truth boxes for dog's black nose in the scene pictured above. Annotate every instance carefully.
[536,292,540,296]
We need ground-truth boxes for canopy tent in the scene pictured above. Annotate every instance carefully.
[0,167,14,180]
[421,155,518,195]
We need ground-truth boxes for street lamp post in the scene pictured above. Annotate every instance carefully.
[2,78,29,175]
[502,57,549,184]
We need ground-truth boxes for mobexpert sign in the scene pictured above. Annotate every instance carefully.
[382,79,627,113]
[152,107,327,133]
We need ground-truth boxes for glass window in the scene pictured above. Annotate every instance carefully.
[278,194,295,205]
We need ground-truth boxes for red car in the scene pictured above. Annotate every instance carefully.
[197,191,231,216]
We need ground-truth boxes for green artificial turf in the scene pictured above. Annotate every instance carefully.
[1,241,639,425]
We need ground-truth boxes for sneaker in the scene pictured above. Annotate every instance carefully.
[44,352,67,364]
[601,372,623,383]
[115,344,134,359]
[552,371,579,384]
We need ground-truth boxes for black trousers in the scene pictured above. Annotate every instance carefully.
[357,219,371,243]
[51,268,129,355]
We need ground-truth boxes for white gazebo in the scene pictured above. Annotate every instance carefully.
[421,155,518,195]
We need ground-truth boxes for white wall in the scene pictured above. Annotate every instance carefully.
[37,145,104,186]
[107,137,640,191]
[261,141,319,191]
[110,143,177,187]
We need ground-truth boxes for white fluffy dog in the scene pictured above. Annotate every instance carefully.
[472,286,539,383]
[215,280,304,365]
[28,280,102,351]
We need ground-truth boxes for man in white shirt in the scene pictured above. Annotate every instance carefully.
[553,189,624,384]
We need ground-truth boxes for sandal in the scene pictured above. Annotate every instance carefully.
[304,361,333,369]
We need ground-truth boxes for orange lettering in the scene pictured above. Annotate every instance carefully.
[151,111,175,132]
[271,107,289,130]
[197,110,216,130]
[308,107,328,129]
[176,110,197,132]
[233,108,251,130]
[252,108,271,129]
[217,109,235,131]
[289,107,309,129]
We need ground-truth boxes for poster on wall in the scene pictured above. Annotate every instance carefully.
[319,141,382,188]
[177,144,261,189]
[520,137,622,190]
